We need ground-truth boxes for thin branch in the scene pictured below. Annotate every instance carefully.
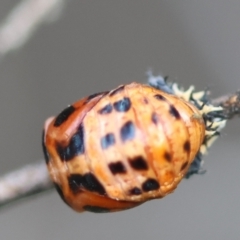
[212,90,240,119]
[0,0,67,59]
[0,0,68,209]
[0,90,239,211]
[0,162,53,208]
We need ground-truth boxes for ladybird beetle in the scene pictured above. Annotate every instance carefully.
[42,73,227,213]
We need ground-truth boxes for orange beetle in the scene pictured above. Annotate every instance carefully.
[42,74,226,213]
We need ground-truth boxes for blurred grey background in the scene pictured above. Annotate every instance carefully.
[0,1,240,239]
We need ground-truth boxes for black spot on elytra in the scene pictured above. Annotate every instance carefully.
[84,91,109,105]
[169,105,181,119]
[154,94,166,101]
[128,156,148,170]
[113,97,131,112]
[181,161,189,171]
[42,130,50,164]
[98,103,113,114]
[87,92,107,101]
[83,205,110,213]
[109,85,125,96]
[68,173,106,195]
[120,121,135,142]
[151,112,158,125]
[54,105,75,127]
[142,179,160,192]
[183,140,191,153]
[100,133,116,149]
[129,187,142,195]
[68,174,83,193]
[164,151,172,162]
[108,161,126,174]
[56,123,84,161]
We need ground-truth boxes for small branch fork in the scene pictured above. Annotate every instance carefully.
[0,90,239,210]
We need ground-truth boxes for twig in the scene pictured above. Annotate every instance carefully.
[0,0,67,210]
[0,162,53,208]
[212,90,240,119]
[0,90,239,211]
[0,0,67,58]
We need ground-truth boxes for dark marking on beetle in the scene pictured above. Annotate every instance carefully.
[82,173,106,195]
[68,173,106,195]
[68,174,83,193]
[183,140,191,153]
[128,156,148,170]
[84,91,109,104]
[151,112,158,125]
[108,161,126,174]
[98,103,113,114]
[113,97,131,112]
[129,187,142,195]
[56,123,84,161]
[164,151,172,162]
[142,179,160,192]
[54,105,76,127]
[181,161,189,171]
[109,85,125,96]
[120,121,135,142]
[101,133,115,149]
[87,91,107,101]
[42,130,50,164]
[154,94,166,101]
[83,205,110,213]
[169,105,181,119]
